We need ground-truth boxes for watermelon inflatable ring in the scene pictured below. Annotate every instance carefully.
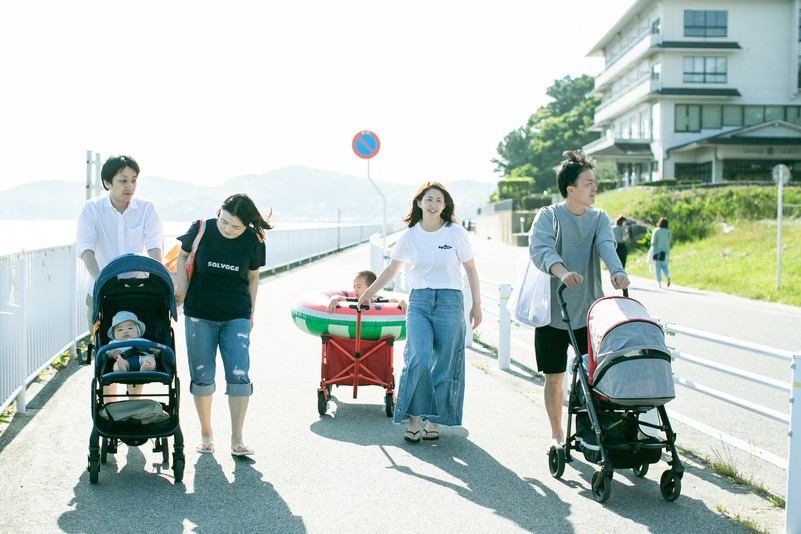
[291,289,407,341]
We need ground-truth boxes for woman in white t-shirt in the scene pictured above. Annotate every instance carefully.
[358,182,482,443]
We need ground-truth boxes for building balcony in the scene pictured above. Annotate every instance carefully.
[594,31,660,91]
[593,76,658,126]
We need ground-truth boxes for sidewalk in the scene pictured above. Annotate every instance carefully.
[0,238,787,533]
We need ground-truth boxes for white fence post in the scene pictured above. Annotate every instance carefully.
[463,275,473,349]
[787,351,801,534]
[497,283,512,370]
[14,254,27,414]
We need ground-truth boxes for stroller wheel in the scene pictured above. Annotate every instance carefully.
[659,470,681,501]
[548,445,565,478]
[632,463,649,478]
[591,471,612,503]
[88,457,100,484]
[173,455,185,484]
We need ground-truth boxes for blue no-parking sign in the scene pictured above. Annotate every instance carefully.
[352,131,380,159]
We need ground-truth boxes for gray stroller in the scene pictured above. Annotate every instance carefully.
[549,284,684,503]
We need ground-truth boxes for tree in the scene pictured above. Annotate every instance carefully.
[492,75,601,197]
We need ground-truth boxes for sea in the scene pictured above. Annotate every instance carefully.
[0,220,344,257]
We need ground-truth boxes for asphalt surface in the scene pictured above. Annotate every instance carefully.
[0,235,791,533]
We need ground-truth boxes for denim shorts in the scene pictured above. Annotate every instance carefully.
[184,315,253,397]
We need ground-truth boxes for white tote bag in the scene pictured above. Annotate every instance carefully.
[507,254,552,327]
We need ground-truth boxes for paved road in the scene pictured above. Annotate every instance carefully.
[0,236,789,533]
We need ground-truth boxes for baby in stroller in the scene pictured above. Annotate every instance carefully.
[106,311,161,373]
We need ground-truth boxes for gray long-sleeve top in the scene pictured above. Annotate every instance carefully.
[529,203,625,330]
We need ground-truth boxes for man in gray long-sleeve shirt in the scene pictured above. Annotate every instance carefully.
[529,150,630,450]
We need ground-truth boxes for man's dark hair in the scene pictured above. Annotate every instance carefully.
[100,155,140,190]
[556,150,595,198]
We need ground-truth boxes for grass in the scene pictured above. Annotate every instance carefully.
[714,503,767,534]
[622,219,801,306]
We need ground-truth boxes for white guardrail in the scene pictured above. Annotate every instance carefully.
[0,223,395,418]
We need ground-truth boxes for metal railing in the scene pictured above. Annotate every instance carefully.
[1,223,397,417]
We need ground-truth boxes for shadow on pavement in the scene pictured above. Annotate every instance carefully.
[310,410,573,534]
[58,445,305,533]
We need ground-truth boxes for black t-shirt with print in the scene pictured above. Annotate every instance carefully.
[178,219,266,322]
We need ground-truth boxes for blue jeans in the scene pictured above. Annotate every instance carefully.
[393,288,466,426]
[184,316,253,397]
[656,259,670,283]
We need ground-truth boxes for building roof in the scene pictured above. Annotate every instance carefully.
[656,88,742,97]
[657,41,742,49]
[668,121,801,153]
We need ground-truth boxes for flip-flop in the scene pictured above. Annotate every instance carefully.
[404,430,421,443]
[197,441,215,455]
[422,429,439,441]
[231,444,255,456]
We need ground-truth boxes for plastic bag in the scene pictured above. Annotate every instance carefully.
[507,254,552,327]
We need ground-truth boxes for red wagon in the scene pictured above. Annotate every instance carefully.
[317,306,395,417]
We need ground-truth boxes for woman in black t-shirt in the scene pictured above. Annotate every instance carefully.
[174,194,272,457]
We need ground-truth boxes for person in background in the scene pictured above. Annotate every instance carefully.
[612,215,630,296]
[651,217,672,288]
[173,193,271,457]
[76,155,164,337]
[326,270,407,313]
[530,150,629,452]
[357,182,482,443]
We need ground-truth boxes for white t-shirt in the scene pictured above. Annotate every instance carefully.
[76,194,163,295]
[391,223,474,290]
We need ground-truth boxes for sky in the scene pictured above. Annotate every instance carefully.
[0,0,635,192]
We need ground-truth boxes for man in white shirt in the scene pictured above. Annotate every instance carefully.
[76,154,164,335]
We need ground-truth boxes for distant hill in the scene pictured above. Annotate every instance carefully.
[0,166,494,223]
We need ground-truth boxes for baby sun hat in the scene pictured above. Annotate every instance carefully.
[108,311,146,339]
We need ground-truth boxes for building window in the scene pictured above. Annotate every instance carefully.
[683,57,727,83]
[651,63,661,80]
[744,106,765,126]
[675,104,701,132]
[765,106,784,121]
[702,106,722,129]
[652,18,661,35]
[675,162,712,183]
[723,105,743,126]
[684,10,727,37]
[787,106,801,125]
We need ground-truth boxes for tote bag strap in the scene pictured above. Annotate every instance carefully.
[185,219,206,274]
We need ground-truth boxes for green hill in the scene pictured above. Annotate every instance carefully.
[595,185,801,306]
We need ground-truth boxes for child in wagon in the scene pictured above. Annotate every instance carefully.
[326,270,407,313]
[106,311,161,372]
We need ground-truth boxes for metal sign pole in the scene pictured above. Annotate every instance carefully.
[777,177,783,290]
[366,158,387,265]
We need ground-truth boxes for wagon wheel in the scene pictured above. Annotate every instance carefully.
[591,470,612,503]
[632,463,649,478]
[548,445,565,478]
[385,392,394,417]
[317,390,327,415]
[659,470,681,501]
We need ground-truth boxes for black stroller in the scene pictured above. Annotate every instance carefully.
[85,254,184,484]
[548,284,684,503]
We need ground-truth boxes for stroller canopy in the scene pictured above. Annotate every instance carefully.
[92,254,177,324]
[586,296,674,406]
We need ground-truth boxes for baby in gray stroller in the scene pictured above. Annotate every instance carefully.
[106,311,161,373]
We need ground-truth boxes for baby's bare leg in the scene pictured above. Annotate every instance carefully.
[140,355,157,371]
[112,357,130,373]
